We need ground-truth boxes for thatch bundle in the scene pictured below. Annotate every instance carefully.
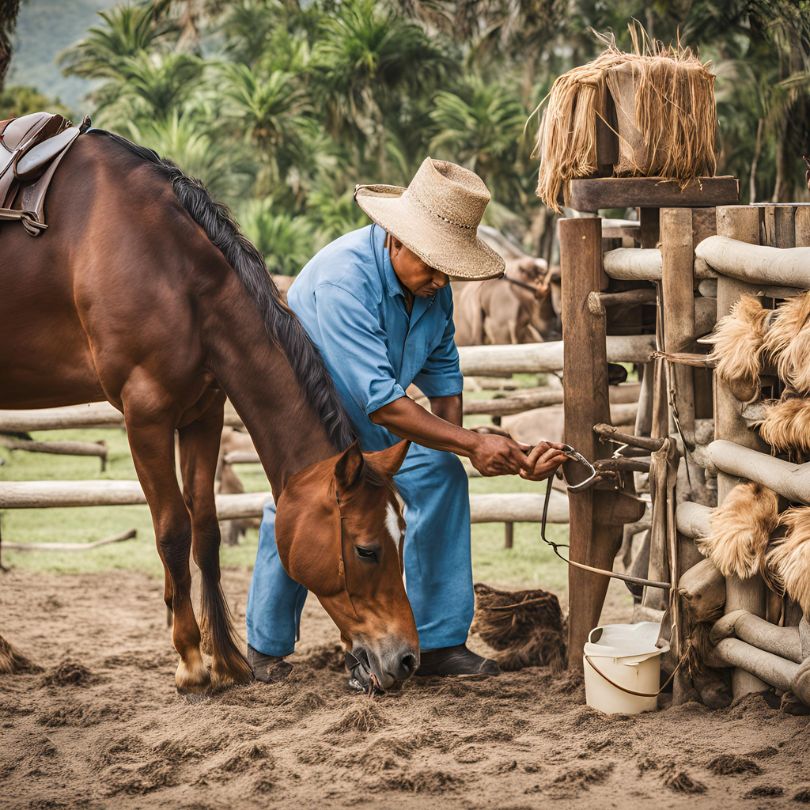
[534,28,717,211]
[698,482,779,579]
[471,583,566,672]
[758,396,810,455]
[767,508,810,616]
[706,294,769,402]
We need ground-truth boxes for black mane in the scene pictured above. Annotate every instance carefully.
[90,129,355,451]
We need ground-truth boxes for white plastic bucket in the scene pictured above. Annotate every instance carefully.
[583,622,669,715]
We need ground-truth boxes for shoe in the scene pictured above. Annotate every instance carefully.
[247,644,293,683]
[416,644,500,678]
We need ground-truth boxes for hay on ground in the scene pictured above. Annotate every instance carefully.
[0,634,42,675]
[471,583,566,672]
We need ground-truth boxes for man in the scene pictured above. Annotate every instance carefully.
[247,157,567,687]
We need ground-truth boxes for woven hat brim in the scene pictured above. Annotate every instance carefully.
[355,185,505,280]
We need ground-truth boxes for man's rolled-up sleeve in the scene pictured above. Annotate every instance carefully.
[314,283,406,415]
[413,305,464,398]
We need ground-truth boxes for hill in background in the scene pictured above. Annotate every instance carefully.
[7,0,119,112]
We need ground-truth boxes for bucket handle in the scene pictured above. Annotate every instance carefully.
[584,651,686,698]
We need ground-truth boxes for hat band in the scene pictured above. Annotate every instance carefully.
[402,189,478,231]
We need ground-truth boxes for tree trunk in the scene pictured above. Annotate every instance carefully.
[0,0,21,91]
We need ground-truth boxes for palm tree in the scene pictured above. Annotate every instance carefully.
[237,198,315,274]
[59,0,177,80]
[429,74,529,205]
[311,0,449,174]
[127,111,254,203]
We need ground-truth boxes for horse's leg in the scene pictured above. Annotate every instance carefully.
[179,394,252,688]
[125,408,209,694]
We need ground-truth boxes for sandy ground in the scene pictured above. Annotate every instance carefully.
[1,569,809,809]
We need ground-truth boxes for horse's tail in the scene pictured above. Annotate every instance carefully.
[198,555,253,684]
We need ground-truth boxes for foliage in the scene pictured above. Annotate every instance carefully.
[54,0,810,270]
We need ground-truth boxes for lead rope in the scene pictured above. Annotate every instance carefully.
[538,469,670,591]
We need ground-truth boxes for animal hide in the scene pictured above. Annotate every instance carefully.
[766,507,810,616]
[760,292,810,389]
[706,294,769,402]
[758,397,810,454]
[698,482,779,579]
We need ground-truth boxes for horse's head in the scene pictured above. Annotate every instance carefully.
[275,440,418,690]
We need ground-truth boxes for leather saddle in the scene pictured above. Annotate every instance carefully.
[0,111,90,236]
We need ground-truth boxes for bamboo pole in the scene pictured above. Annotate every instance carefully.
[708,440,810,504]
[714,205,768,699]
[695,237,810,287]
[457,335,655,376]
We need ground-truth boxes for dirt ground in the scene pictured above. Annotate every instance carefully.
[1,569,808,809]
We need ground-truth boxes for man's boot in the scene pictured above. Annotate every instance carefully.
[248,644,293,683]
[416,644,500,677]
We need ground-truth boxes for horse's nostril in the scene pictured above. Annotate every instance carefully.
[400,653,417,676]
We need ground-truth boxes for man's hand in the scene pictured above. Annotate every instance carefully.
[468,433,530,476]
[517,441,568,481]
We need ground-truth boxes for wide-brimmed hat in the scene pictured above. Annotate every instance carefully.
[354,158,505,280]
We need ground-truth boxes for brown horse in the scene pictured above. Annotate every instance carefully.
[0,128,419,693]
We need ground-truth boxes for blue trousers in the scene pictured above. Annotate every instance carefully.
[246,444,473,656]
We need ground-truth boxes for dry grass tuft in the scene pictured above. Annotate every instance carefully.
[698,483,779,579]
[706,294,769,402]
[327,702,386,734]
[758,397,810,454]
[534,25,716,211]
[766,507,810,616]
[0,634,42,675]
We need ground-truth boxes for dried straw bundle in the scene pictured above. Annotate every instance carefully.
[766,508,810,616]
[760,292,810,390]
[471,583,566,672]
[534,28,717,211]
[0,634,42,675]
[706,294,769,402]
[698,482,779,579]
[758,397,810,455]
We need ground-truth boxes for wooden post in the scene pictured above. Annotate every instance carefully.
[504,522,514,550]
[560,217,623,671]
[715,205,768,699]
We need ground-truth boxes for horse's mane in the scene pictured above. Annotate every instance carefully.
[89,129,355,451]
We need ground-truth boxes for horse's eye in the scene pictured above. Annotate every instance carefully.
[355,546,379,562]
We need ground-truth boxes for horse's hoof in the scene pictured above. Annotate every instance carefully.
[175,659,211,694]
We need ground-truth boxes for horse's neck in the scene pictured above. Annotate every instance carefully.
[202,275,337,495]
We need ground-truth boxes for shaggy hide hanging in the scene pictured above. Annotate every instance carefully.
[471,583,566,672]
[766,508,810,617]
[758,396,810,455]
[698,482,779,579]
[760,291,810,391]
[534,26,717,212]
[706,294,769,402]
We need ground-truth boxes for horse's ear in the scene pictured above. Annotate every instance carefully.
[365,440,411,477]
[335,441,364,492]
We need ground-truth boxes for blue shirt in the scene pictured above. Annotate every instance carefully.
[287,224,463,451]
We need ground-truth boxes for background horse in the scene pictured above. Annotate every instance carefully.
[0,129,419,693]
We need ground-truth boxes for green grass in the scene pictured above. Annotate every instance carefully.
[0,397,568,591]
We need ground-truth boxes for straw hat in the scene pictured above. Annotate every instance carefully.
[354,158,505,280]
